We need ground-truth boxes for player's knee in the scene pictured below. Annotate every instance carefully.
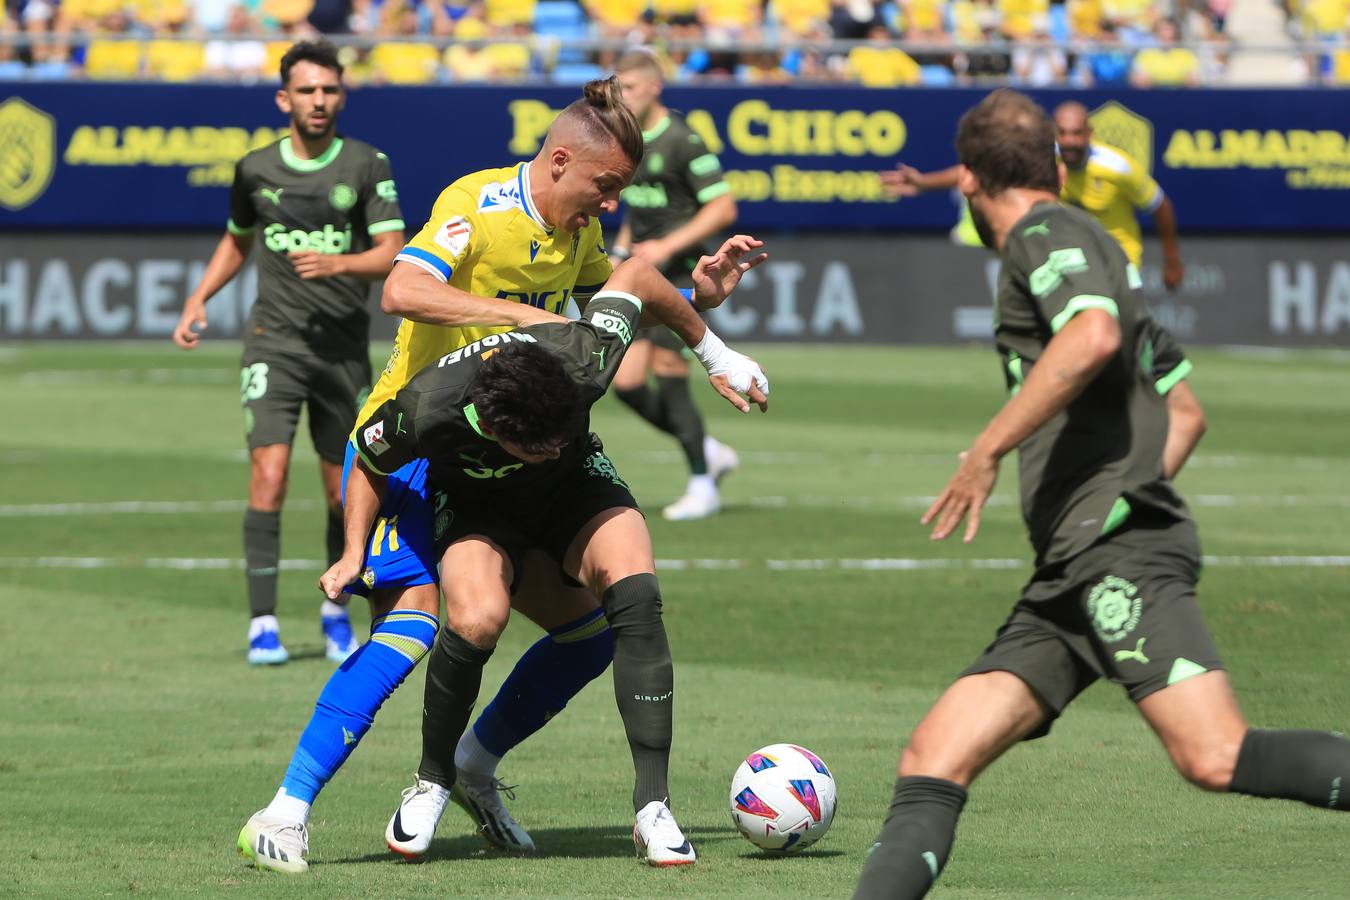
[898,736,969,786]
[249,465,288,509]
[441,580,510,649]
[1173,742,1240,792]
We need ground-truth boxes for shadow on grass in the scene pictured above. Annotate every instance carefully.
[330,826,740,865]
[737,848,847,861]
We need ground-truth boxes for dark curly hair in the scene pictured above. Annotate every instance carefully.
[956,89,1059,197]
[280,40,343,87]
[467,343,584,455]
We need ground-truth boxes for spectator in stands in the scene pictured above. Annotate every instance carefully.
[902,0,950,44]
[1067,0,1102,38]
[743,48,791,80]
[308,0,352,31]
[146,1,208,81]
[772,0,831,39]
[1012,25,1067,84]
[194,0,239,33]
[951,0,1011,80]
[2,0,21,63]
[997,0,1048,40]
[1101,0,1153,43]
[700,0,763,41]
[584,0,649,44]
[1074,21,1133,85]
[1130,16,1200,85]
[370,3,439,82]
[650,0,701,40]
[828,0,877,38]
[483,0,533,29]
[82,7,142,79]
[444,5,530,80]
[206,3,268,79]
[849,21,922,85]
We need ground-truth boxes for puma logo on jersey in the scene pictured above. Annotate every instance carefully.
[261,187,284,206]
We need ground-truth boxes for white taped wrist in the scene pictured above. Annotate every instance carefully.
[692,327,730,371]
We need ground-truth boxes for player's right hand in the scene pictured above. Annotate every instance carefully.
[172,298,207,349]
[708,350,769,414]
[880,164,923,198]
[319,556,364,600]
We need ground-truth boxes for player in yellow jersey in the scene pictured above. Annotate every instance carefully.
[236,77,652,871]
[882,100,1186,288]
[1053,101,1183,288]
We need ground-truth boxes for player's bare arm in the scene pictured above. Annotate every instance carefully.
[380,261,569,328]
[605,245,770,412]
[172,231,253,349]
[632,193,737,268]
[1163,380,1206,479]
[881,163,961,198]
[923,308,1121,542]
[290,229,405,281]
[319,457,386,599]
[1153,195,1185,291]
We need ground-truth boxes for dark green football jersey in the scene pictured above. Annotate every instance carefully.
[351,291,641,496]
[623,112,731,245]
[996,202,1189,567]
[228,135,404,356]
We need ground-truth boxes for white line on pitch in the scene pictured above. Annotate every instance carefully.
[0,499,325,517]
[5,555,1348,573]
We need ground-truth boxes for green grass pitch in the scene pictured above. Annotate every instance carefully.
[1,342,1347,898]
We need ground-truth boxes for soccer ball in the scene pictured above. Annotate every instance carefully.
[729,743,838,852]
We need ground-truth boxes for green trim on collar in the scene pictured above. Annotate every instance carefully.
[280,136,344,172]
[643,115,671,143]
[464,403,498,442]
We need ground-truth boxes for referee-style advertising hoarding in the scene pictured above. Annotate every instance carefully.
[2,85,1350,232]
[3,233,1346,346]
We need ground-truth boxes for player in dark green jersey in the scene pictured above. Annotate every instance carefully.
[611,50,740,521]
[172,40,405,667]
[854,90,1350,900]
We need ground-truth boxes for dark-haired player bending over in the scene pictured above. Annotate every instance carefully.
[241,237,767,872]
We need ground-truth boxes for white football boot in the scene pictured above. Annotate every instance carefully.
[237,810,309,874]
[385,776,451,859]
[633,800,696,867]
[704,436,740,485]
[451,774,536,852]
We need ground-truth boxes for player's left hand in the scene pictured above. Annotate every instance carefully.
[290,251,347,280]
[922,449,1000,543]
[691,235,767,309]
[1163,256,1185,291]
[319,556,364,600]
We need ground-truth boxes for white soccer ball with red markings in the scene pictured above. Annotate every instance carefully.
[729,743,837,852]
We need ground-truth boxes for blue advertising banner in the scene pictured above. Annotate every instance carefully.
[2,83,1348,232]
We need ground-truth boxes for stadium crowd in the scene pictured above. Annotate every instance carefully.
[1,0,1344,85]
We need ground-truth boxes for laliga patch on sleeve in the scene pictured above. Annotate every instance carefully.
[434,216,472,258]
[363,420,390,455]
[589,310,633,345]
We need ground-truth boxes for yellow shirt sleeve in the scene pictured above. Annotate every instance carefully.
[572,222,613,303]
[396,185,481,282]
[1120,151,1164,214]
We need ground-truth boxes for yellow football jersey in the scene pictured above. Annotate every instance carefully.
[1059,142,1162,269]
[360,162,612,423]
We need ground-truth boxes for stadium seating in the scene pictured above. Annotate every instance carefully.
[0,0,1325,84]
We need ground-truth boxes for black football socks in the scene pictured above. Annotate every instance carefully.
[854,776,968,900]
[1229,728,1350,809]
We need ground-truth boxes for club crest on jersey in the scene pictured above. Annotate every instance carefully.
[363,420,390,455]
[329,182,356,211]
[435,216,472,257]
[477,180,520,212]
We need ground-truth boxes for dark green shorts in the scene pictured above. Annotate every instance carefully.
[962,515,1224,739]
[239,339,371,464]
[434,435,641,591]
